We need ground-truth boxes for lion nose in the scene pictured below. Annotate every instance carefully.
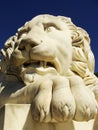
[18,38,38,51]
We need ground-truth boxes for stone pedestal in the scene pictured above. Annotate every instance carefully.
[0,104,31,130]
[0,104,98,130]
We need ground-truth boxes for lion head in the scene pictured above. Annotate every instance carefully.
[0,14,98,122]
[1,15,73,82]
[1,14,97,84]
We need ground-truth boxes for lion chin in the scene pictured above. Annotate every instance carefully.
[0,14,98,123]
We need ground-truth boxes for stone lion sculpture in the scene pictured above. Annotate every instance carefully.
[0,14,98,124]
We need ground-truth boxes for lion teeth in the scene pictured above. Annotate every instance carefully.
[23,60,56,69]
[40,61,47,68]
[40,61,44,67]
[43,61,47,68]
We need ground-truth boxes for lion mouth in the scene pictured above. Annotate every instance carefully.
[22,60,59,75]
[23,61,55,68]
[20,60,59,84]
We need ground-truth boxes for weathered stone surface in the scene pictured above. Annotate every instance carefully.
[0,14,98,129]
[0,104,98,130]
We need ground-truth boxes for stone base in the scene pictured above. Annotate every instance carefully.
[0,104,98,130]
[0,104,31,130]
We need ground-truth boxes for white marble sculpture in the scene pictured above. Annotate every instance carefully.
[0,14,98,130]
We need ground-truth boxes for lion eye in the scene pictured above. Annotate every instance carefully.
[43,23,60,32]
[45,26,55,32]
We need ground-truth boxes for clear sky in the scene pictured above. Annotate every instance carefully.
[0,0,98,72]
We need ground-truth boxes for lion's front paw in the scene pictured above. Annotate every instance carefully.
[32,100,51,122]
[74,91,98,121]
[52,99,75,122]
[31,80,52,122]
[69,76,98,121]
[52,77,76,121]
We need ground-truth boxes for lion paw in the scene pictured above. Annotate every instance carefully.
[52,101,75,121]
[74,93,98,121]
[31,80,52,122]
[69,76,98,121]
[75,100,98,121]
[52,77,75,121]
[32,101,51,122]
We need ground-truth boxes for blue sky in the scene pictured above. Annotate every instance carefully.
[0,0,98,72]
